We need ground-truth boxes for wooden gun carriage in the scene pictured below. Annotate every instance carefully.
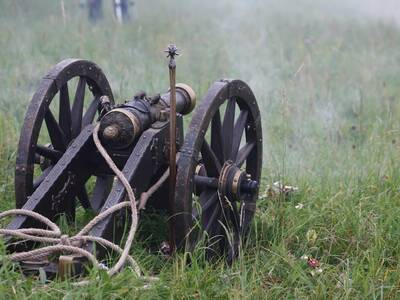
[4,57,262,277]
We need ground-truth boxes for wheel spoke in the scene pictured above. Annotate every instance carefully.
[33,166,53,190]
[71,77,86,138]
[44,109,67,151]
[35,144,62,161]
[204,203,221,234]
[76,185,91,209]
[222,98,236,160]
[235,142,255,167]
[82,96,99,128]
[193,190,218,219]
[59,84,72,141]
[202,192,218,211]
[231,110,248,160]
[211,110,224,163]
[201,140,221,177]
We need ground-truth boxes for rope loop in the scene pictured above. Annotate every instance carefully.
[60,235,71,246]
[0,124,169,285]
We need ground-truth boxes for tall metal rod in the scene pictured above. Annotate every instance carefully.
[165,44,179,252]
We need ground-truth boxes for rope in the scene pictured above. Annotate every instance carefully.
[0,123,171,284]
[138,153,179,210]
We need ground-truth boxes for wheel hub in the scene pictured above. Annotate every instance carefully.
[193,161,259,201]
[218,161,245,201]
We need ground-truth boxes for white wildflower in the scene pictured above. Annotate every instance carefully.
[295,203,304,209]
[273,181,299,193]
[310,268,323,276]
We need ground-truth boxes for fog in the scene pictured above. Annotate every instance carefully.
[1,0,399,182]
[347,0,400,23]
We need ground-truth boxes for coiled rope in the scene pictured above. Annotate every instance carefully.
[0,124,171,284]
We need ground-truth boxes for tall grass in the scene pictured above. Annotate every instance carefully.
[0,0,399,298]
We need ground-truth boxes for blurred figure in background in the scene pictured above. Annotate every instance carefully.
[81,0,133,23]
[113,0,133,23]
[87,0,103,23]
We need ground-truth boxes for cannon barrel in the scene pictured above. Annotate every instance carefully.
[99,83,196,149]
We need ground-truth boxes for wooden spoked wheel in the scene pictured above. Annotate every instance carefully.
[175,79,262,261]
[15,59,114,214]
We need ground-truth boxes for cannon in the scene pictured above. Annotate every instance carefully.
[2,52,262,277]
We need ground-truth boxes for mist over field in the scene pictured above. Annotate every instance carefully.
[0,0,400,298]
[347,0,400,22]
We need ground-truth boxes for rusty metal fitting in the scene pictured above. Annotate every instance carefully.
[231,169,243,198]
[100,95,111,106]
[217,161,259,202]
[160,241,172,256]
[218,161,238,201]
[99,95,112,115]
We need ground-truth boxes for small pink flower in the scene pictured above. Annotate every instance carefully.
[307,258,320,269]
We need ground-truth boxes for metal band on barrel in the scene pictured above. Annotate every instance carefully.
[175,83,196,114]
[104,108,141,138]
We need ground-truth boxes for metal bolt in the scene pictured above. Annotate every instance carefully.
[160,241,172,256]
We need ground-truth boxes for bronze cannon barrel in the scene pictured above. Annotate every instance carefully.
[99,83,196,149]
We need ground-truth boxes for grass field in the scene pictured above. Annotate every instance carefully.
[1,0,400,298]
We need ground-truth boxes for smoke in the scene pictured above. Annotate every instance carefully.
[1,0,398,183]
[204,0,400,180]
[344,0,400,24]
